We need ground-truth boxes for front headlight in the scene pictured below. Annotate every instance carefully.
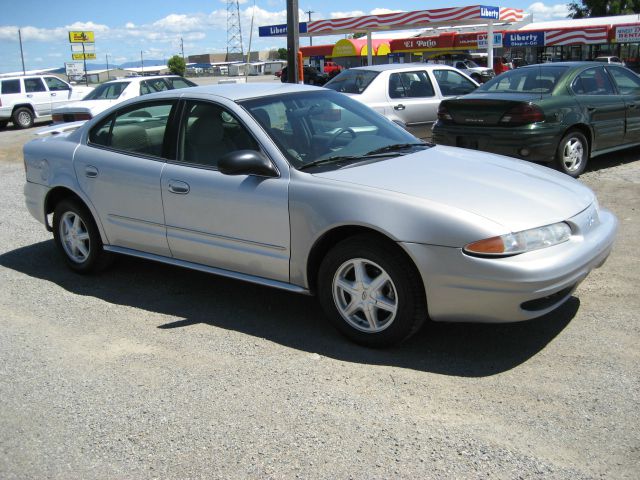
[464,222,572,257]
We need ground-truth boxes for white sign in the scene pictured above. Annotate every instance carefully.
[65,62,84,76]
[478,32,503,48]
[70,43,95,53]
[616,25,640,43]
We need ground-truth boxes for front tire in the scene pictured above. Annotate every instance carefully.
[555,130,588,177]
[13,107,34,129]
[53,199,109,273]
[318,235,427,347]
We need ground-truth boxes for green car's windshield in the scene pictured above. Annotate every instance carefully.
[478,66,569,94]
[83,81,130,100]
[240,90,424,170]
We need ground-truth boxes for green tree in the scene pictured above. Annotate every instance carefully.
[569,0,640,18]
[277,48,288,60]
[167,55,186,76]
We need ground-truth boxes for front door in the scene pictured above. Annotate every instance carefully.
[43,76,72,111]
[605,65,640,145]
[74,100,176,256]
[23,77,52,117]
[160,100,291,282]
[571,66,625,152]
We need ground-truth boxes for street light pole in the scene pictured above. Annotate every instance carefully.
[306,10,314,46]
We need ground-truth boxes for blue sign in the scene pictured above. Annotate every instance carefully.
[259,22,308,37]
[504,31,545,47]
[479,6,500,19]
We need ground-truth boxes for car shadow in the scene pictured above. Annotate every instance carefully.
[586,144,640,173]
[0,240,578,377]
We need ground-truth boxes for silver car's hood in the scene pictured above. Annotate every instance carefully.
[312,145,594,232]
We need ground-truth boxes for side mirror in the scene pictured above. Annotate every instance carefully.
[218,150,278,177]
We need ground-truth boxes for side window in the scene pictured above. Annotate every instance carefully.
[88,101,175,158]
[24,78,46,93]
[166,77,196,89]
[1,79,21,94]
[44,77,70,91]
[389,71,435,99]
[179,101,259,168]
[572,67,615,96]
[140,82,152,95]
[607,66,640,95]
[433,69,477,96]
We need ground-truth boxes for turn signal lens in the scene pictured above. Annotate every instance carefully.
[437,104,453,122]
[464,222,572,257]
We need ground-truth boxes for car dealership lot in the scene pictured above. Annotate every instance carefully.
[0,98,638,478]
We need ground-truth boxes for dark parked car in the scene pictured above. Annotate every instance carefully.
[432,62,640,177]
[280,66,329,86]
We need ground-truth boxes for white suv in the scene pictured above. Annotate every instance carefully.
[0,75,93,129]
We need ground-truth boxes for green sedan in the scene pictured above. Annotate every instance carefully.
[432,62,640,177]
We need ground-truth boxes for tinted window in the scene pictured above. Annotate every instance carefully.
[388,71,435,99]
[324,69,379,94]
[165,77,197,89]
[479,66,568,93]
[179,101,259,168]
[140,78,169,95]
[572,67,615,96]
[433,69,477,96]
[24,78,46,93]
[88,101,175,158]
[1,79,21,94]
[607,66,640,95]
[44,77,69,91]
[84,82,130,100]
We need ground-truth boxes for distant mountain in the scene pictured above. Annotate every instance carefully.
[118,59,167,68]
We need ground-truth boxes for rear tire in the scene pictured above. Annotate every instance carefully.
[318,235,427,347]
[555,130,588,177]
[13,107,34,129]
[53,199,111,273]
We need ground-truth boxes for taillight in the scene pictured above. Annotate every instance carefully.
[75,113,92,121]
[52,113,63,123]
[437,104,453,122]
[499,104,544,125]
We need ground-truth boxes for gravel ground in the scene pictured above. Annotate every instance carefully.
[0,102,638,479]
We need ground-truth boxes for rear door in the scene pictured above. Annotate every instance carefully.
[386,70,439,126]
[23,77,52,116]
[571,66,625,152]
[605,65,640,144]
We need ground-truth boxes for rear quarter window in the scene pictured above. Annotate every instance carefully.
[1,79,21,94]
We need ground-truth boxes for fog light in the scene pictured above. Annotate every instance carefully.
[519,147,530,157]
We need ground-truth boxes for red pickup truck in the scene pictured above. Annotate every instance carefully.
[323,61,343,76]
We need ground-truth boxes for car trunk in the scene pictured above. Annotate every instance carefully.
[442,93,542,126]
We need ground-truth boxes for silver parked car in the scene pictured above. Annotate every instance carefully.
[324,63,478,139]
[23,84,617,346]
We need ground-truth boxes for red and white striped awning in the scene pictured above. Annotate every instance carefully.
[306,6,524,35]
[545,26,609,45]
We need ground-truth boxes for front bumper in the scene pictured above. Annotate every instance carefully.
[432,122,562,163]
[401,205,617,323]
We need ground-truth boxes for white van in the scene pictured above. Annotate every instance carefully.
[0,75,93,129]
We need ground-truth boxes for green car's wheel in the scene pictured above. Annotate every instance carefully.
[555,130,588,178]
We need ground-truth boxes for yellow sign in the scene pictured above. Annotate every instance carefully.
[69,31,95,43]
[72,53,96,60]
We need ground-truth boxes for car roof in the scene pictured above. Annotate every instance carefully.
[346,63,459,73]
[150,82,325,101]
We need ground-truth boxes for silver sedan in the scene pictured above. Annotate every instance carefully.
[23,83,617,347]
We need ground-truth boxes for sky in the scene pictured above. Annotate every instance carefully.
[0,0,573,73]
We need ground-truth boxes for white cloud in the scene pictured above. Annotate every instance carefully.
[528,2,570,21]
[330,11,365,19]
[370,9,404,15]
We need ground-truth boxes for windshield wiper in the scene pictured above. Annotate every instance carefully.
[364,142,429,155]
[298,155,364,171]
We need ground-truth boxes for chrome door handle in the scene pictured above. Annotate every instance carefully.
[628,103,636,109]
[85,165,98,178]
[587,106,597,112]
[394,104,406,111]
[51,92,57,97]
[168,180,190,194]
[26,94,33,98]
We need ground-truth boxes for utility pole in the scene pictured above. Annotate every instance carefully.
[140,50,144,75]
[18,29,26,75]
[106,53,110,80]
[180,37,185,61]
[286,0,300,83]
[306,10,314,46]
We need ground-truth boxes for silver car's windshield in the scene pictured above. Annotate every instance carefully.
[240,90,423,170]
[324,69,379,94]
